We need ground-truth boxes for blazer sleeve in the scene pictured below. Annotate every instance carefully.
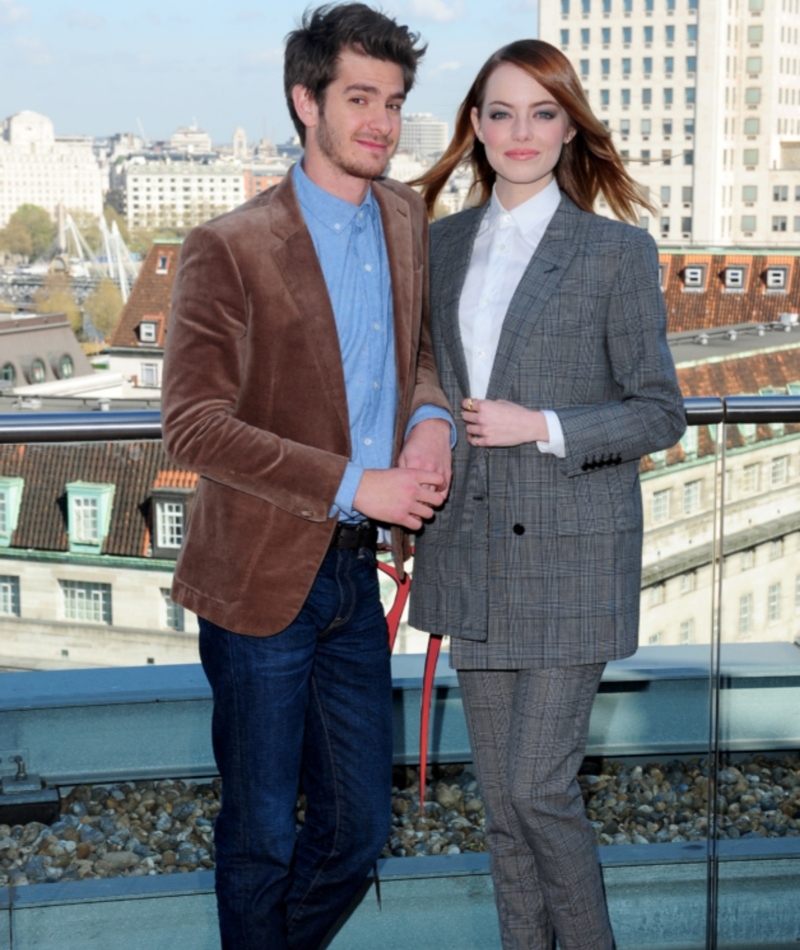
[161,224,348,523]
[556,229,686,477]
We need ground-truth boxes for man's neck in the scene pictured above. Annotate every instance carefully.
[301,152,372,206]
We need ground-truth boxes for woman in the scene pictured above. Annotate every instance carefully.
[409,40,686,950]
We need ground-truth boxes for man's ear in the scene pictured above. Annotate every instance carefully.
[292,84,319,131]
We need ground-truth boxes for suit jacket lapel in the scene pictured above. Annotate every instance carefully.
[269,169,350,446]
[436,205,485,399]
[486,195,584,401]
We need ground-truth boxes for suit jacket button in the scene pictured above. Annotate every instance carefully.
[513,524,525,535]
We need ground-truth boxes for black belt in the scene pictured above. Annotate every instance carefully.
[330,520,378,550]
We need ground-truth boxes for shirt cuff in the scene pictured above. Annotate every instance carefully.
[405,405,458,447]
[536,409,566,458]
[331,461,364,520]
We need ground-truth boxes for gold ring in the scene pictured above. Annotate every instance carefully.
[466,398,474,412]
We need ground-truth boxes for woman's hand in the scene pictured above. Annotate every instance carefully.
[461,398,549,448]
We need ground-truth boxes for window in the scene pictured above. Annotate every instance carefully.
[686,56,696,73]
[744,149,759,165]
[741,549,755,571]
[156,254,169,275]
[0,477,24,547]
[663,119,673,135]
[665,25,675,42]
[0,575,20,617]
[741,215,757,232]
[684,118,695,135]
[664,56,674,73]
[622,26,631,43]
[620,118,630,134]
[140,363,159,387]
[745,87,761,104]
[58,355,74,379]
[641,119,652,135]
[66,482,115,554]
[561,28,570,45]
[582,0,590,12]
[743,185,758,201]
[139,322,157,344]
[771,455,789,486]
[666,0,675,8]
[648,631,663,646]
[795,574,800,610]
[642,89,652,106]
[621,89,630,106]
[29,359,46,384]
[738,593,753,637]
[766,267,788,290]
[744,118,760,135]
[0,363,15,384]
[663,88,674,107]
[746,57,763,74]
[683,480,701,514]
[748,0,763,9]
[602,27,610,43]
[687,24,698,41]
[660,217,670,234]
[645,0,653,10]
[156,500,184,550]
[161,588,185,632]
[581,27,590,43]
[685,87,696,105]
[622,57,631,74]
[652,489,670,523]
[61,580,112,624]
[561,0,570,14]
[649,584,666,607]
[743,463,760,493]
[748,25,763,41]
[602,0,611,10]
[725,267,746,289]
[680,619,695,644]
[684,265,705,288]
[773,217,788,232]
[580,59,589,76]
[770,538,784,560]
[684,150,694,165]
[681,427,698,461]
[661,186,671,203]
[643,57,652,73]
[638,215,648,229]
[644,26,653,43]
[680,572,697,595]
[768,583,782,623]
[601,57,610,74]
[774,185,788,201]
[641,150,651,163]
[601,89,610,106]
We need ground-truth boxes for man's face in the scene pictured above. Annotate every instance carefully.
[311,48,405,183]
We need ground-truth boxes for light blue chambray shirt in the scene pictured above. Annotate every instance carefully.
[293,162,452,521]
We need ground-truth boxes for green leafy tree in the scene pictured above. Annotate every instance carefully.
[34,273,82,335]
[83,278,124,339]
[0,204,55,261]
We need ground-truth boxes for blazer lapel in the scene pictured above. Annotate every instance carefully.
[435,205,485,399]
[269,169,350,446]
[486,195,584,401]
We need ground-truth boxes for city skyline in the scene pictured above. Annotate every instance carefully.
[0,0,540,145]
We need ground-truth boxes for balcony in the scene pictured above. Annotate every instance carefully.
[1,401,800,950]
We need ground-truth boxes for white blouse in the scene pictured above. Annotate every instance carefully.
[458,178,565,457]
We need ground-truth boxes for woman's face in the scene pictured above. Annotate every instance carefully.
[471,62,575,209]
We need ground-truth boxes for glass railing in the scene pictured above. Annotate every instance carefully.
[1,399,799,949]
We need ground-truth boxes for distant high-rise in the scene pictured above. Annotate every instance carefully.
[398,113,449,156]
[539,0,800,247]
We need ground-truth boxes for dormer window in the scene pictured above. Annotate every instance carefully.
[0,477,24,548]
[658,263,667,289]
[139,321,158,344]
[765,267,788,291]
[152,489,191,559]
[683,265,706,290]
[156,254,169,275]
[724,266,746,290]
[66,482,116,555]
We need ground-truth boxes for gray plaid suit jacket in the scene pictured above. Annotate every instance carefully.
[408,194,686,669]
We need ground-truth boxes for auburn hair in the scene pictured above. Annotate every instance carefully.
[415,39,652,223]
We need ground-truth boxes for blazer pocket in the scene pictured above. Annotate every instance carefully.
[554,469,637,535]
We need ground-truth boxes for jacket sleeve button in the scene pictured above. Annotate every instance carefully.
[513,524,525,535]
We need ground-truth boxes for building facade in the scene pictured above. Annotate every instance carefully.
[398,113,450,156]
[0,111,104,229]
[540,0,800,246]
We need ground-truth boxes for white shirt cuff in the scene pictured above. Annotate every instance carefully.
[536,409,565,458]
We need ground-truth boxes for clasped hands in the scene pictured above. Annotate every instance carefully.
[461,397,549,448]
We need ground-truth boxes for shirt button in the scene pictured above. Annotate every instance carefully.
[373,322,380,330]
[364,437,372,446]
[499,243,507,252]
[358,211,364,219]
[373,381,380,389]
[477,349,485,358]
[334,223,341,231]
[365,263,372,272]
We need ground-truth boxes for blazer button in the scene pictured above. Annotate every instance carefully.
[513,524,525,536]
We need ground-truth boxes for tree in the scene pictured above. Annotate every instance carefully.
[34,273,82,335]
[83,278,124,339]
[0,204,55,261]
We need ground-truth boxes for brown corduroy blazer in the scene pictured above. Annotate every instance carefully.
[162,168,449,637]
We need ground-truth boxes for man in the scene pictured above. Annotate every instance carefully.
[161,4,452,949]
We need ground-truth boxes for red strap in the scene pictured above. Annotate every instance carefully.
[418,633,442,815]
[376,560,411,652]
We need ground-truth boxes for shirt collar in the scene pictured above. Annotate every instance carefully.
[293,160,377,235]
[481,177,562,241]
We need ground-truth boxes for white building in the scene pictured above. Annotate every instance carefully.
[121,157,245,229]
[0,111,104,229]
[398,113,449,156]
[169,124,213,154]
[539,0,800,246]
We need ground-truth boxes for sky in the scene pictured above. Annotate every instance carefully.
[0,0,540,146]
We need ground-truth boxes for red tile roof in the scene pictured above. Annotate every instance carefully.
[107,241,182,349]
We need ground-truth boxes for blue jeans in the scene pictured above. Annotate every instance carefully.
[199,546,393,950]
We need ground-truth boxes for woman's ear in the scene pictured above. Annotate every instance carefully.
[470,106,484,143]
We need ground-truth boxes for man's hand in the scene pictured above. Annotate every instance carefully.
[397,418,452,495]
[354,467,447,531]
[462,398,549,448]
